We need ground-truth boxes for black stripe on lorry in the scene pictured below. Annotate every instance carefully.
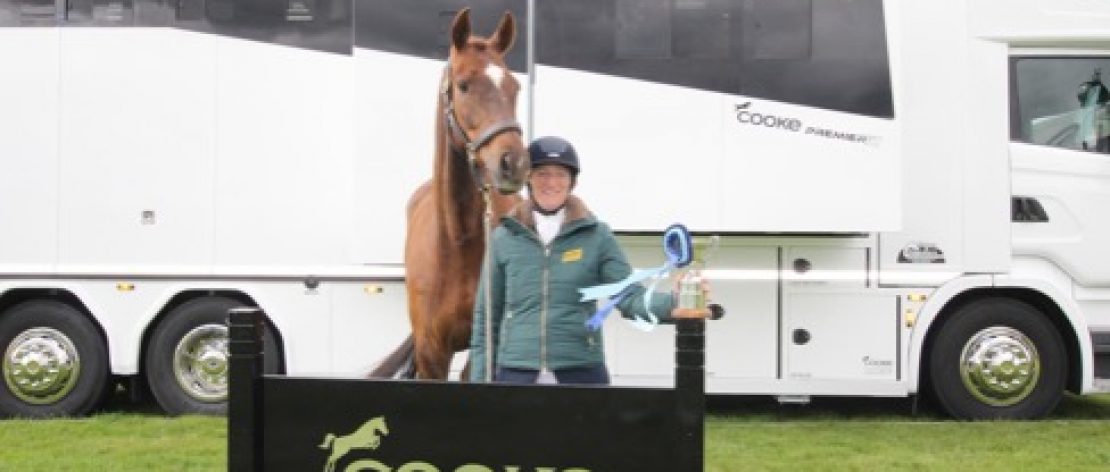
[353,0,527,72]
[534,0,893,118]
[0,0,352,54]
[3,0,894,117]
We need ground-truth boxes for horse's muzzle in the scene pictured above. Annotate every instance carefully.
[495,151,528,194]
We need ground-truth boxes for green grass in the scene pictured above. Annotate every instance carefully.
[705,394,1110,472]
[0,414,224,471]
[0,394,1107,471]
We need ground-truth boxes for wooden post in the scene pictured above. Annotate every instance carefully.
[674,310,707,471]
[228,307,265,472]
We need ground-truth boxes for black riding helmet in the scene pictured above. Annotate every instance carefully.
[527,136,579,215]
[528,136,580,178]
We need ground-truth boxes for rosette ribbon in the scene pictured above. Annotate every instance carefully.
[580,224,693,332]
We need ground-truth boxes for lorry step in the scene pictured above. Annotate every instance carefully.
[776,395,812,405]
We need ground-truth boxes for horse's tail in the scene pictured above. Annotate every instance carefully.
[367,334,416,379]
[319,433,336,450]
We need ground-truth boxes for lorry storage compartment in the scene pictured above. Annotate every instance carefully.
[1095,332,1110,379]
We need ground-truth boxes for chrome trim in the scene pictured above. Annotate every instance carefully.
[959,326,1040,407]
[173,324,230,403]
[3,327,80,405]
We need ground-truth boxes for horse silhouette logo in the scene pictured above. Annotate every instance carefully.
[319,416,390,472]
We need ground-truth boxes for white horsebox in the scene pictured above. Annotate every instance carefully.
[1,0,1108,419]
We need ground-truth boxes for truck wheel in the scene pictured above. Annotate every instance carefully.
[0,301,109,418]
[929,297,1066,419]
[145,297,281,415]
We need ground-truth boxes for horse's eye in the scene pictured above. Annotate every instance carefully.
[457,81,469,93]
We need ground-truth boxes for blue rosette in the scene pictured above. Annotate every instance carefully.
[580,224,693,331]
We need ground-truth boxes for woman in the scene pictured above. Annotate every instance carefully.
[469,136,678,385]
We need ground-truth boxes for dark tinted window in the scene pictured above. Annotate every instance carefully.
[176,0,351,54]
[0,1,15,25]
[0,0,57,25]
[354,0,527,72]
[535,0,893,118]
[131,0,174,26]
[65,0,134,25]
[1012,56,1110,154]
[0,0,351,54]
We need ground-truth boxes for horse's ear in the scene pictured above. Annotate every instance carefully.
[490,11,516,54]
[450,8,472,52]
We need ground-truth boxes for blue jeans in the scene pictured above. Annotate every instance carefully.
[495,364,610,385]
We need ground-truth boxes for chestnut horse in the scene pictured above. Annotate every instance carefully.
[371,9,528,380]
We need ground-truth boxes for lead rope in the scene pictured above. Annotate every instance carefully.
[481,185,494,382]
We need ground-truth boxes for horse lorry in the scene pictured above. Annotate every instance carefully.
[2,0,1108,419]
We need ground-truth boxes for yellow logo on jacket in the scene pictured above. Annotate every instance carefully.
[562,248,583,262]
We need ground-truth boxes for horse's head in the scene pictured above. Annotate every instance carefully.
[444,8,528,195]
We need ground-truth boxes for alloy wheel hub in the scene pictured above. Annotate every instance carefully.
[959,326,1040,406]
[173,324,230,403]
[3,328,80,405]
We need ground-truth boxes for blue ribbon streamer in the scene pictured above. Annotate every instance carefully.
[581,224,693,331]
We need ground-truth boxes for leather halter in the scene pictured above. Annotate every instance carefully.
[440,67,522,189]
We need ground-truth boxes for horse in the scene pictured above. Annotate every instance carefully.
[370,9,528,380]
[319,416,390,472]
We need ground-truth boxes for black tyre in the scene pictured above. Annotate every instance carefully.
[929,297,1066,419]
[0,300,109,418]
[145,297,281,415]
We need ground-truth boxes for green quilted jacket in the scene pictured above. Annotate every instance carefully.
[469,195,675,382]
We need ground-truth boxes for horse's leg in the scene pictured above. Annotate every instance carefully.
[407,278,452,379]
[409,275,458,380]
[460,356,472,382]
[413,333,453,379]
[446,281,478,381]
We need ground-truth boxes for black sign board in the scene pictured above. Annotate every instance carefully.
[228,308,706,472]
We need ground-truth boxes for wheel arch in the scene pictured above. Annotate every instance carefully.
[910,278,1091,396]
[138,290,287,382]
[0,287,109,359]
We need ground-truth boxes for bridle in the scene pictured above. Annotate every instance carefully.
[440,66,522,190]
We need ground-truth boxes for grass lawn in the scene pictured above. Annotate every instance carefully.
[706,393,1110,471]
[0,393,1107,471]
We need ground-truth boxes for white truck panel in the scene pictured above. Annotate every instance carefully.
[784,293,898,381]
[533,66,723,232]
[351,49,444,265]
[0,28,59,271]
[327,282,411,376]
[960,39,1012,273]
[720,100,899,233]
[972,0,1110,43]
[57,28,217,267]
[214,37,355,267]
[1012,144,1110,286]
[534,66,901,233]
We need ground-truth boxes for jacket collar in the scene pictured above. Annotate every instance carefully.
[505,194,594,235]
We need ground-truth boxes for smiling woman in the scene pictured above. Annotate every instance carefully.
[468,136,684,385]
[527,144,576,215]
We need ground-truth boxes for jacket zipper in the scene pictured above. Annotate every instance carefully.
[541,244,550,371]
